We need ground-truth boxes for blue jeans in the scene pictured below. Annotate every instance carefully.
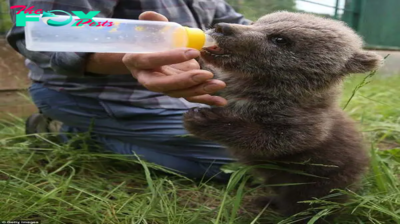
[29,82,234,182]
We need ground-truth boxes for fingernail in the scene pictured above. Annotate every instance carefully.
[209,98,227,107]
[192,74,208,82]
[216,99,228,106]
[204,84,222,93]
[185,49,199,58]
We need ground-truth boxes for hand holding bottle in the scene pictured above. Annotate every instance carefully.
[122,11,227,106]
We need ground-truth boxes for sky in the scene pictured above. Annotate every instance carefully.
[296,0,346,15]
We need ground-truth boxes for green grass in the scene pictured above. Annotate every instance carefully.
[1,73,400,224]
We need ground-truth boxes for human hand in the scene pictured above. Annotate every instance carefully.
[122,11,227,106]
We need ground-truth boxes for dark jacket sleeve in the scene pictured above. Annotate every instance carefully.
[212,0,252,26]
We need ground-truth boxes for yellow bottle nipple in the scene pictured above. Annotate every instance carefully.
[172,26,213,50]
[184,27,206,50]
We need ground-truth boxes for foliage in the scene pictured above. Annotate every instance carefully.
[225,0,297,21]
[0,0,12,35]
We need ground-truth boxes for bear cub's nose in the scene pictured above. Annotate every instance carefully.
[214,23,234,35]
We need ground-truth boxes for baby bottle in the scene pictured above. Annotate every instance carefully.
[25,15,217,53]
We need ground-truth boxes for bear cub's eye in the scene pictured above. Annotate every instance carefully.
[270,35,290,46]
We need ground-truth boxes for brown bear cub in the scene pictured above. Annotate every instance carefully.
[183,11,383,221]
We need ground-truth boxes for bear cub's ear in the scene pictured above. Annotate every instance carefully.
[344,51,384,74]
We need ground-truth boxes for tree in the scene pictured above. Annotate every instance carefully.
[225,0,296,21]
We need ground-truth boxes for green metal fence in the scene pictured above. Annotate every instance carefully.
[346,0,400,50]
[299,0,400,50]
[297,0,344,19]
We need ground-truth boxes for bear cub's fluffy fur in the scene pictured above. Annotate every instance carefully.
[183,11,383,222]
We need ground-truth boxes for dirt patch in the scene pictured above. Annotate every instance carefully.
[0,37,35,119]
[377,141,400,151]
